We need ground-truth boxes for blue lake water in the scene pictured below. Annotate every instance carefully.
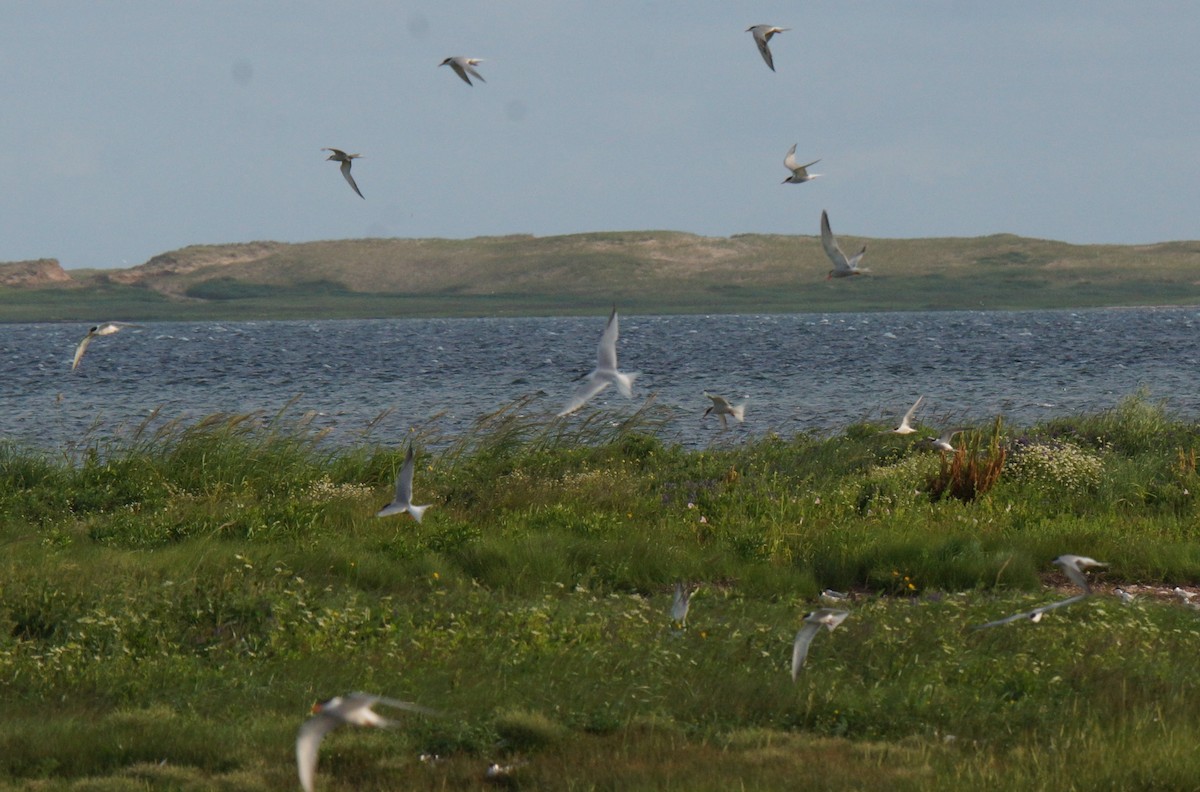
[2,308,1198,452]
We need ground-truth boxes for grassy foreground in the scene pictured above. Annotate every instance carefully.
[2,395,1200,791]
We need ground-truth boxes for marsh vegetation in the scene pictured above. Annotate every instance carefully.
[2,394,1199,790]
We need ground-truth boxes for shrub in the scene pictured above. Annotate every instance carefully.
[1006,440,1105,495]
[927,417,1006,503]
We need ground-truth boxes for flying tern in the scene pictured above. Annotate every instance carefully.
[703,393,746,429]
[322,148,364,199]
[791,608,849,679]
[973,593,1087,630]
[820,210,868,279]
[746,25,789,71]
[782,144,821,184]
[377,445,431,522]
[1052,555,1107,594]
[296,692,441,792]
[71,322,140,371]
[558,307,638,416]
[888,395,925,435]
[440,57,486,86]
[924,427,964,452]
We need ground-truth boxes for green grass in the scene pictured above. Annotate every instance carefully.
[2,393,1200,789]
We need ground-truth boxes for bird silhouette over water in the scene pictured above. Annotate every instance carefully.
[703,393,747,429]
[72,322,140,371]
[558,307,638,416]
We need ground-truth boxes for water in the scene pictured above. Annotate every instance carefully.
[3,308,1198,451]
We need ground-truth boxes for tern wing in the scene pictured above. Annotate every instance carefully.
[756,36,775,71]
[558,376,611,417]
[1055,557,1104,593]
[899,395,924,430]
[340,160,364,199]
[451,61,474,85]
[464,62,486,83]
[671,583,690,623]
[296,714,341,792]
[937,428,962,445]
[974,594,1087,630]
[1061,564,1088,591]
[707,394,732,410]
[847,246,868,271]
[817,609,851,630]
[596,308,620,371]
[72,334,93,370]
[752,30,776,71]
[791,622,820,679]
[369,694,444,717]
[820,211,850,272]
[783,143,798,170]
[394,446,415,503]
[96,322,139,335]
[974,610,1033,629]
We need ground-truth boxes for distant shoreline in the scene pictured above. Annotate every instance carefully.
[3,231,1200,322]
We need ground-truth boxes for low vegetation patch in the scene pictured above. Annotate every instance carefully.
[1,392,1199,790]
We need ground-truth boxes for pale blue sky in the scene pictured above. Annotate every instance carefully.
[2,2,1198,269]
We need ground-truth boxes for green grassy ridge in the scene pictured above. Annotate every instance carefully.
[3,394,1200,789]
[5,231,1200,320]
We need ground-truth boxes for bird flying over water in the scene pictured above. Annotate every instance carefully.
[746,25,789,71]
[558,307,638,417]
[1052,554,1107,594]
[820,210,868,279]
[71,322,140,371]
[792,608,849,679]
[782,144,821,184]
[440,57,486,86]
[377,445,431,522]
[703,393,747,429]
[296,692,441,792]
[888,395,925,435]
[322,148,364,199]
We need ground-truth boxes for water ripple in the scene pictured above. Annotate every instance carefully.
[3,308,1198,450]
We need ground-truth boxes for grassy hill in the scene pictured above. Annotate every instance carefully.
[3,231,1200,321]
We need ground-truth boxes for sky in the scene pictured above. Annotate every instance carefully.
[2,2,1199,270]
